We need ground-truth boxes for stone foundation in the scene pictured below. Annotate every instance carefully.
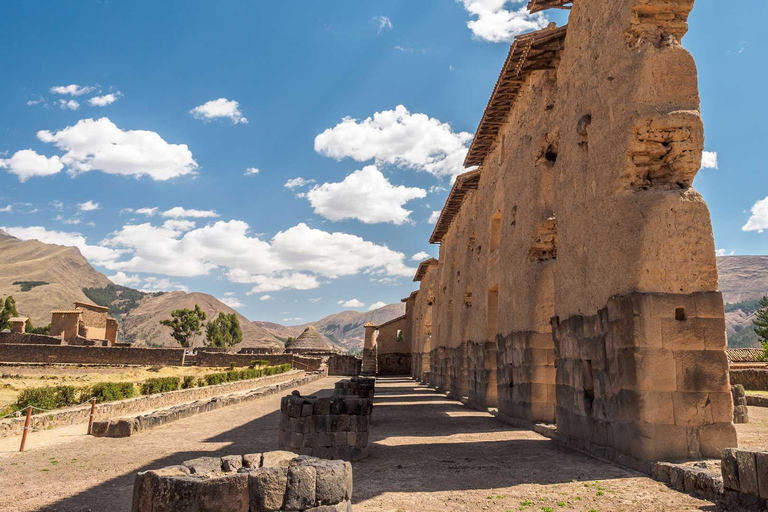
[376,352,412,376]
[334,377,375,400]
[278,391,372,461]
[721,448,768,508]
[467,340,498,409]
[448,343,468,399]
[361,348,377,375]
[132,451,353,512]
[552,291,736,463]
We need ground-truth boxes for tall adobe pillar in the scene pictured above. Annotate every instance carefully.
[362,322,378,375]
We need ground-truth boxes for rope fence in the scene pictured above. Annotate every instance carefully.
[4,397,99,452]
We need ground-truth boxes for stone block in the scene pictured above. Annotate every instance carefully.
[661,318,705,351]
[618,347,677,392]
[291,432,304,449]
[736,450,759,496]
[316,432,334,447]
[709,392,735,423]
[314,415,328,433]
[700,317,727,351]
[302,403,314,417]
[333,431,348,447]
[90,420,110,437]
[672,392,714,426]
[262,450,297,468]
[699,422,737,459]
[309,459,347,505]
[196,473,249,511]
[693,292,725,318]
[110,419,136,438]
[249,467,288,512]
[243,453,262,469]
[183,457,222,475]
[635,391,675,425]
[675,350,729,392]
[221,455,243,473]
[756,451,768,499]
[649,293,696,320]
[347,432,357,447]
[313,400,331,416]
[329,415,350,432]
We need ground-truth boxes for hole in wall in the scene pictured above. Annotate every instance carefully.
[582,360,595,416]
[508,363,514,388]
[544,147,558,163]
[675,307,687,321]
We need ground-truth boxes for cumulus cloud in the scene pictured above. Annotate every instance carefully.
[88,92,122,106]
[374,15,393,33]
[314,105,473,178]
[259,295,272,301]
[1,225,124,265]
[135,207,159,216]
[37,117,198,180]
[219,296,245,309]
[428,211,441,224]
[411,251,431,261]
[58,99,80,110]
[305,165,426,224]
[309,298,322,303]
[0,149,64,182]
[459,0,548,43]
[367,301,387,311]
[78,200,100,211]
[338,298,365,308]
[232,272,321,294]
[701,151,718,169]
[0,205,12,213]
[285,177,315,189]
[190,98,248,124]
[743,197,768,233]
[162,207,219,218]
[50,84,96,96]
[109,271,141,286]
[139,276,188,293]
[244,167,260,176]
[716,249,735,257]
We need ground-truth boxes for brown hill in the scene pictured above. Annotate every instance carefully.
[0,229,111,326]
[123,291,282,350]
[717,256,768,348]
[255,302,406,350]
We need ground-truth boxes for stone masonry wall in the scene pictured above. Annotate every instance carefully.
[467,340,498,409]
[278,391,372,462]
[0,343,185,366]
[132,451,353,512]
[0,332,63,345]
[730,369,768,392]
[196,352,323,371]
[334,377,375,400]
[327,354,362,376]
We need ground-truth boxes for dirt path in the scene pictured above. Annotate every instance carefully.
[0,376,731,512]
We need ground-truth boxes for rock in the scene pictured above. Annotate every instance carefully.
[183,457,223,476]
[308,460,347,505]
[243,453,263,469]
[284,464,316,510]
[262,450,297,468]
[221,455,243,473]
[248,467,288,512]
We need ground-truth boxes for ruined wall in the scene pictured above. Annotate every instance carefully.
[0,332,63,345]
[0,343,185,366]
[105,318,118,346]
[407,0,734,464]
[50,312,81,344]
[76,303,108,340]
[376,315,411,375]
[327,354,362,376]
[411,266,438,382]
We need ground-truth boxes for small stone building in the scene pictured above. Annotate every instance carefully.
[285,326,337,355]
[50,302,118,346]
[8,316,29,333]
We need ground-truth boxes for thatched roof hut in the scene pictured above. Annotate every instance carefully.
[286,325,336,353]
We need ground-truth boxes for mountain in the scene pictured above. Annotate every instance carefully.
[0,229,112,327]
[718,256,768,349]
[255,302,406,350]
[0,230,281,350]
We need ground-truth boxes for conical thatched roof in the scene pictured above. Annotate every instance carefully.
[289,325,335,352]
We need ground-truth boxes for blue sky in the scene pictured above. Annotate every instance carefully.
[0,1,765,323]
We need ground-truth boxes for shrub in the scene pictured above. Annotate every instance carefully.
[140,377,180,395]
[229,362,237,370]
[197,363,290,387]
[14,385,79,412]
[250,360,269,368]
[181,376,196,389]
[89,382,136,403]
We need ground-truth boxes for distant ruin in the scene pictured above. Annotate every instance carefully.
[397,0,736,467]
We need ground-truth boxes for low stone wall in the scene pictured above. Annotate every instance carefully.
[730,369,768,391]
[328,354,361,376]
[93,371,322,438]
[747,395,768,408]
[0,370,305,438]
[377,352,411,376]
[0,343,185,366]
[721,448,768,508]
[132,451,352,512]
[650,461,724,499]
[0,332,63,345]
[278,390,372,461]
[732,385,749,423]
[334,377,374,400]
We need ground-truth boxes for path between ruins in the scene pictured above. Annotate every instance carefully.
[0,376,730,511]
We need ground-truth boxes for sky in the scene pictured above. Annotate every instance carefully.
[0,1,765,324]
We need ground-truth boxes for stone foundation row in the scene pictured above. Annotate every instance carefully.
[93,371,324,438]
[334,377,375,400]
[133,450,352,512]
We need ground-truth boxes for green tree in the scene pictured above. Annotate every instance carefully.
[285,336,296,348]
[0,296,19,330]
[160,305,207,348]
[754,296,768,358]
[204,312,243,348]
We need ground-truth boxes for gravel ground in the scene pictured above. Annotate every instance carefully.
[0,376,735,512]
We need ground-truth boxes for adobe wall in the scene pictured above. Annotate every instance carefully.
[50,312,81,344]
[407,0,735,465]
[105,318,118,346]
[376,315,411,375]
[0,332,63,345]
[0,343,185,366]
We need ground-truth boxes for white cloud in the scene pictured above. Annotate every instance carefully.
[37,117,198,180]
[139,276,188,293]
[135,207,159,216]
[305,165,426,224]
[162,207,219,218]
[0,149,64,182]
[411,251,431,261]
[78,200,100,211]
[259,295,272,301]
[309,297,322,303]
[374,15,393,33]
[743,197,768,233]
[109,271,141,286]
[428,211,441,224]
[285,177,315,189]
[27,96,45,106]
[701,151,718,169]
[58,99,80,110]
[50,200,64,211]
[244,167,260,176]
[190,98,248,124]
[282,317,304,323]
[716,249,735,257]
[219,296,245,309]
[88,93,122,107]
[1,225,124,266]
[367,301,387,311]
[61,217,81,225]
[232,272,321,294]
[50,84,95,96]
[0,205,12,213]
[314,105,473,178]
[338,298,365,308]
[162,219,197,231]
[459,0,548,43]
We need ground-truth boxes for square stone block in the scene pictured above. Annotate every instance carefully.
[699,423,737,459]
[674,351,729,392]
[736,450,759,496]
[693,292,725,319]
[249,467,288,512]
[635,391,675,425]
[661,318,704,351]
[649,293,696,320]
[619,348,677,392]
[701,317,727,351]
[756,451,768,499]
[672,392,714,427]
